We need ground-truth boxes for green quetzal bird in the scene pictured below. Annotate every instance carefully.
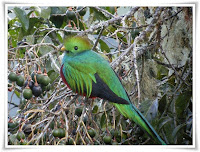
[60,36,166,145]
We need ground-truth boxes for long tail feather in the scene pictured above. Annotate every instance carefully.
[114,103,166,145]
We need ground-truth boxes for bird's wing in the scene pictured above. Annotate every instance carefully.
[62,63,96,97]
[63,51,130,105]
[62,55,97,97]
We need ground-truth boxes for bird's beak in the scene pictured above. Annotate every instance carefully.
[60,46,66,52]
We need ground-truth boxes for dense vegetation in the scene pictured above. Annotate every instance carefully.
[7,6,192,145]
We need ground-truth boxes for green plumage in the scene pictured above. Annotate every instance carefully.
[60,36,166,145]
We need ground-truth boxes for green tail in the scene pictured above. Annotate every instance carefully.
[113,103,166,145]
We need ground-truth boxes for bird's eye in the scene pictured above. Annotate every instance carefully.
[74,46,78,50]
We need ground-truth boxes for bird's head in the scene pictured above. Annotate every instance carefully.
[60,36,92,56]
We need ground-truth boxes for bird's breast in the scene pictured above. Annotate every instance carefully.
[60,64,71,88]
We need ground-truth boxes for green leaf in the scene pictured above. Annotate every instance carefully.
[19,17,43,38]
[107,25,117,33]
[156,64,169,80]
[158,116,173,131]
[9,134,18,145]
[168,75,176,86]
[159,117,176,143]
[175,91,192,120]
[139,99,158,122]
[8,27,20,47]
[25,35,35,44]
[51,7,65,14]
[18,28,26,41]
[59,7,68,14]
[16,48,26,58]
[30,6,41,16]
[172,123,186,139]
[105,7,116,14]
[40,7,51,19]
[100,113,106,128]
[13,7,29,31]
[158,94,167,114]
[92,105,98,114]
[14,90,20,98]
[145,98,159,121]
[47,70,59,84]
[50,15,65,28]
[90,7,108,21]
[39,46,53,57]
[16,17,43,40]
[29,17,43,29]
[45,59,53,73]
[99,39,110,53]
[37,36,53,56]
[56,32,63,43]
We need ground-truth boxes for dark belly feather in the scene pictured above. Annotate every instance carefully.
[90,74,129,104]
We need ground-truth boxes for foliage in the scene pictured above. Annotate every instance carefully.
[7,6,193,145]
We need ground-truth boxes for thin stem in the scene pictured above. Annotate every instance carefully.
[92,27,105,50]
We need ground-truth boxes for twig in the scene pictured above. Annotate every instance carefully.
[32,118,50,128]
[62,95,79,108]
[92,27,105,50]
[154,59,183,70]
[112,108,116,129]
[111,7,163,69]
[81,121,94,144]
[111,43,134,69]
[132,46,141,105]
[141,138,151,145]
[52,91,73,101]
[103,102,109,128]
[61,109,69,139]
[39,27,82,34]
[77,131,86,145]
[84,7,139,34]
[162,8,183,22]
[76,105,86,133]
[160,47,189,86]
[160,64,191,118]
[48,53,60,72]
[8,43,58,52]
[34,116,55,144]
[40,28,56,44]
[116,24,149,30]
